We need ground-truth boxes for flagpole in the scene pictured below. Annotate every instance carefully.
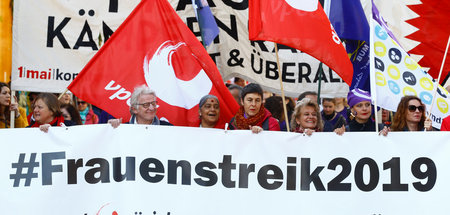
[317,63,323,104]
[274,42,290,132]
[10,90,15,128]
[426,35,450,121]
[369,5,380,133]
[58,88,69,100]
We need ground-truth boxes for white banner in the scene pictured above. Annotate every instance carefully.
[11,0,349,97]
[11,0,140,93]
[170,0,349,98]
[2,124,450,214]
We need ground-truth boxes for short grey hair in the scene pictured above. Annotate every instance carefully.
[130,85,156,115]
[199,95,219,109]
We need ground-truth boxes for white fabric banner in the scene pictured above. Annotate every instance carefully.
[11,0,140,93]
[170,0,350,98]
[1,124,450,214]
[11,0,349,97]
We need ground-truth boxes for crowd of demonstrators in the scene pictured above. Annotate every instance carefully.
[391,96,432,131]
[108,85,172,128]
[228,83,280,133]
[2,75,448,134]
[0,82,28,128]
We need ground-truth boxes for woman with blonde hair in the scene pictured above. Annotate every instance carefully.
[290,98,325,136]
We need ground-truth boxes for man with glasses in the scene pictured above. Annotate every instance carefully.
[108,85,172,128]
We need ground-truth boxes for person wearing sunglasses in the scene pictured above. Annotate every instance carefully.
[391,96,432,131]
[108,85,172,128]
[76,99,99,125]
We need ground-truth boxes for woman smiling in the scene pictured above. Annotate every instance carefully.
[290,98,323,136]
[198,95,221,128]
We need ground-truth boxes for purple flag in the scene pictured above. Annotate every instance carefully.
[192,0,219,46]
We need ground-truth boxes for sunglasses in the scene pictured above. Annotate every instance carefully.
[78,101,87,105]
[408,105,424,112]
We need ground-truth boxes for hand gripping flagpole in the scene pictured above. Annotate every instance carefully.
[274,42,290,132]
[426,35,450,130]
[10,90,15,128]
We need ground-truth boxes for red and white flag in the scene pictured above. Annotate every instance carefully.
[249,0,354,85]
[68,0,239,127]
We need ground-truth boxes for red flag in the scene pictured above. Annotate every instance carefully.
[249,0,353,85]
[68,0,239,127]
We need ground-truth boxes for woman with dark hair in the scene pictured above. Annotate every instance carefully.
[229,83,280,133]
[391,96,432,131]
[0,82,28,128]
[28,93,74,132]
[265,96,290,131]
[61,103,82,125]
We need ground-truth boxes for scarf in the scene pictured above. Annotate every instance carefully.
[234,106,266,130]
[79,107,89,124]
[30,115,65,127]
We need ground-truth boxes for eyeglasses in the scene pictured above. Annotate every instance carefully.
[78,101,87,105]
[408,105,424,112]
[137,101,158,109]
